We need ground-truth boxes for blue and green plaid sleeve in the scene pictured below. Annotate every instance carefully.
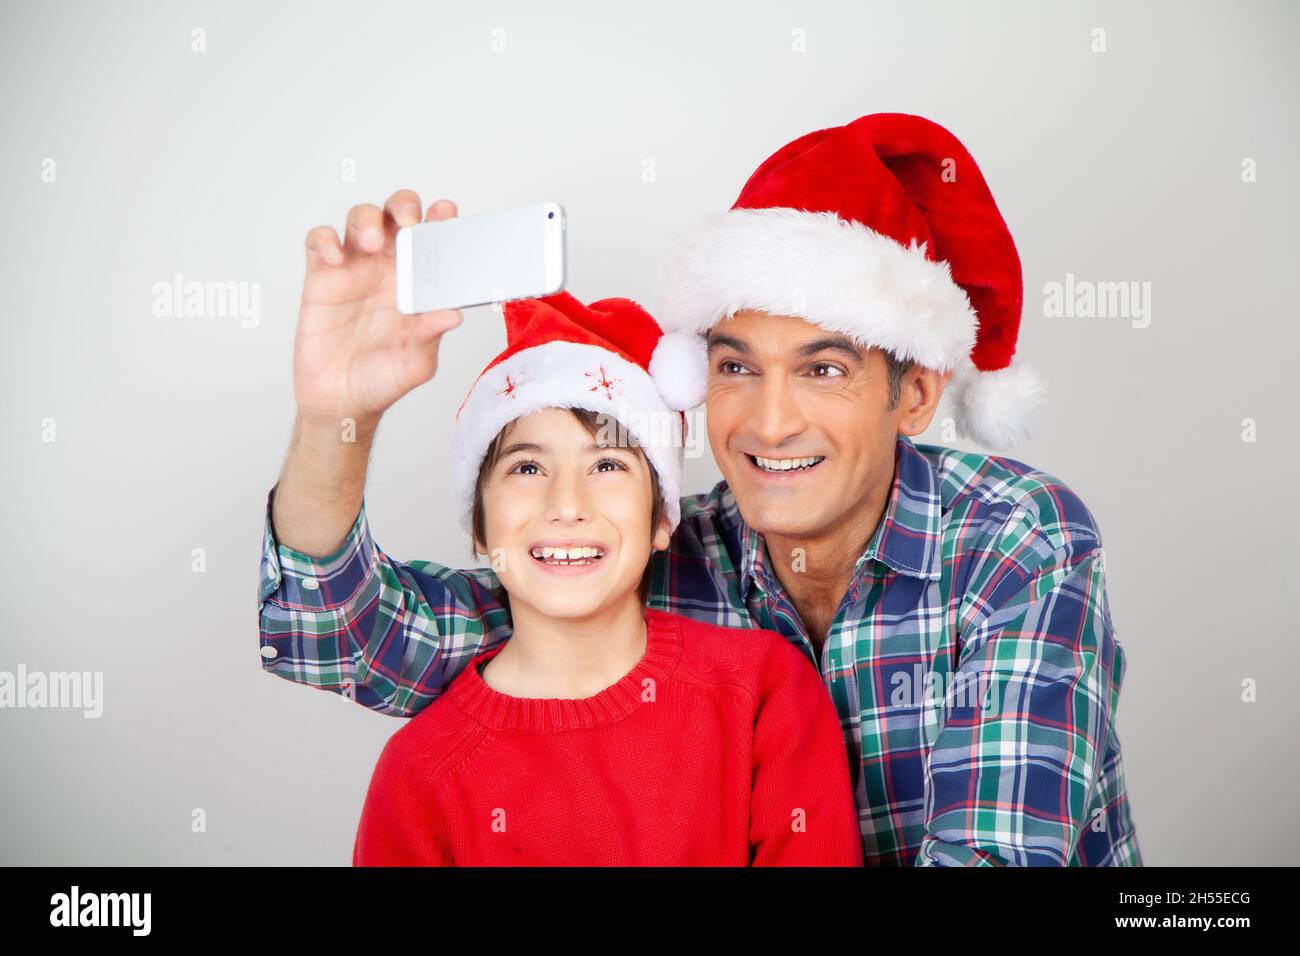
[916,507,1139,866]
[257,485,512,717]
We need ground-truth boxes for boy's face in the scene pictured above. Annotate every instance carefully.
[477,407,671,620]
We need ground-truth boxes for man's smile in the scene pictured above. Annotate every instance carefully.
[745,453,827,476]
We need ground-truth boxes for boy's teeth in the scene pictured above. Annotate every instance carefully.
[532,546,601,560]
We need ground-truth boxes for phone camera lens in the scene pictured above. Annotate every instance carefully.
[547,211,555,219]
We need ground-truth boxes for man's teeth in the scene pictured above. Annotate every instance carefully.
[752,455,825,472]
[530,546,604,561]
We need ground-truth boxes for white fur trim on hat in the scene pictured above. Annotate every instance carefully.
[648,330,708,411]
[453,341,686,537]
[659,206,978,370]
[948,355,1047,449]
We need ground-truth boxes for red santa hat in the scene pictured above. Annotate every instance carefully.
[452,291,707,536]
[658,112,1046,449]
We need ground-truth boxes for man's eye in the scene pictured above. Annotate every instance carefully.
[810,363,845,378]
[718,360,751,375]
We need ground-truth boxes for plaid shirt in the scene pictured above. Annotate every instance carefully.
[258,434,1141,867]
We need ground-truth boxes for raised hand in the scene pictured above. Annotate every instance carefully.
[293,190,464,426]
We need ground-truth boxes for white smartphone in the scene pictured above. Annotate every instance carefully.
[395,200,566,314]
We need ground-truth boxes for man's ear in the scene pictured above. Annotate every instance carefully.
[896,366,954,437]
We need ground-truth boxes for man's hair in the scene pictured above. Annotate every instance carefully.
[883,350,913,410]
[470,407,664,605]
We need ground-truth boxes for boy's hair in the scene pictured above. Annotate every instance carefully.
[470,408,665,605]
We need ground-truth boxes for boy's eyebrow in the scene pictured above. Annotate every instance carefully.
[499,441,544,457]
[498,441,638,457]
[591,442,638,456]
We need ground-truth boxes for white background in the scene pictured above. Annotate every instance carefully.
[1,0,1296,864]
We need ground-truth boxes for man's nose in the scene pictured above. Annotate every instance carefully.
[750,376,808,449]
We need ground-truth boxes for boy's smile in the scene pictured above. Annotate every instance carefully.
[527,539,609,574]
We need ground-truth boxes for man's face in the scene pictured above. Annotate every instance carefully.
[704,311,911,541]
[478,407,671,620]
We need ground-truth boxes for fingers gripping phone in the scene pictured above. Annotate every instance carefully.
[395,201,566,314]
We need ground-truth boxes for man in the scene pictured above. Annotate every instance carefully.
[259,112,1140,866]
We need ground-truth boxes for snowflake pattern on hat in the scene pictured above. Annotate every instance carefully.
[584,365,619,400]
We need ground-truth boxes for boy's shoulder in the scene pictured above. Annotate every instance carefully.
[375,671,487,779]
[649,609,815,698]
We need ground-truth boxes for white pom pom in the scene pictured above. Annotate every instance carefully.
[949,357,1047,449]
[649,331,708,411]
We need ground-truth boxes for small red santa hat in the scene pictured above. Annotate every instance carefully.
[452,291,707,536]
[658,112,1046,449]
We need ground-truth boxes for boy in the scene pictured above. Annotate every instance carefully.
[351,293,863,866]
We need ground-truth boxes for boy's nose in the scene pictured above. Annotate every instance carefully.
[545,472,589,524]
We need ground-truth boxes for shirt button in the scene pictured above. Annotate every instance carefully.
[302,577,320,591]
[260,645,278,659]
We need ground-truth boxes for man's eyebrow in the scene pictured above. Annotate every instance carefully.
[796,335,865,364]
[706,331,864,364]
[705,333,749,355]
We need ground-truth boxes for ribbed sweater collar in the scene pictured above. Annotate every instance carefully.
[448,608,683,733]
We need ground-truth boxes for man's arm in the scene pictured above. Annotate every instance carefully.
[259,479,511,717]
[259,409,510,718]
[916,510,1133,867]
[258,191,516,716]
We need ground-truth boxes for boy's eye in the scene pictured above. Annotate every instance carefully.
[507,458,627,475]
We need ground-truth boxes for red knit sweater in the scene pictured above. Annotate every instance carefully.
[352,609,863,866]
